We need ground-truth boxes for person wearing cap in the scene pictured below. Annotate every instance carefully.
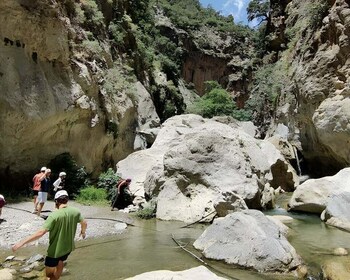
[37,168,52,217]
[53,172,66,192]
[111,178,132,211]
[32,167,47,213]
[12,190,87,280]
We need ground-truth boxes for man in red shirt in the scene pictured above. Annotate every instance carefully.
[32,167,46,213]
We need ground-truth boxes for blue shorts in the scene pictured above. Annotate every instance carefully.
[45,252,70,267]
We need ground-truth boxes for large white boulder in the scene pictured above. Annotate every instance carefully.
[193,210,302,273]
[288,168,350,213]
[117,114,298,222]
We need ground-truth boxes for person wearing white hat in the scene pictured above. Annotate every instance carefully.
[53,172,66,192]
[32,166,46,213]
[12,190,87,280]
[37,168,52,217]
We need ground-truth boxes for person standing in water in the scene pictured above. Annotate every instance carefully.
[12,190,87,280]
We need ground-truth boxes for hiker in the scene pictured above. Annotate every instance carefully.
[37,168,52,217]
[0,194,5,219]
[32,166,46,213]
[53,172,66,192]
[111,178,133,211]
[12,190,87,280]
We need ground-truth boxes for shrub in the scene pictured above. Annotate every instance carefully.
[76,186,108,205]
[308,2,330,28]
[96,168,120,199]
[187,81,252,120]
[136,199,157,219]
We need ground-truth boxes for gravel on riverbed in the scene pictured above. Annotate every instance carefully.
[0,200,135,250]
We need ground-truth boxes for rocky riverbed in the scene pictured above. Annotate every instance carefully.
[0,200,133,279]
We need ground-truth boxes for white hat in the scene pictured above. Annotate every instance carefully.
[40,167,47,172]
[54,190,69,200]
[59,172,66,177]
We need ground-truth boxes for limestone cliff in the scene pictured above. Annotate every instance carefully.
[0,0,160,191]
[264,0,350,176]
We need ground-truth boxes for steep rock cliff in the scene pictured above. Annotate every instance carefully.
[0,0,159,190]
[266,0,350,176]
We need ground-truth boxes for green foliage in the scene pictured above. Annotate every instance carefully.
[154,0,244,33]
[187,82,252,120]
[136,199,157,219]
[96,168,120,200]
[48,153,90,196]
[82,39,103,59]
[247,0,270,23]
[103,66,136,98]
[75,186,108,205]
[308,1,330,28]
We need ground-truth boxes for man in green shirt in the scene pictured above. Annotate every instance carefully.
[12,190,87,280]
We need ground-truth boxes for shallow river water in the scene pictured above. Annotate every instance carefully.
[1,194,349,280]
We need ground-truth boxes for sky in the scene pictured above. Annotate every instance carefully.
[199,0,251,25]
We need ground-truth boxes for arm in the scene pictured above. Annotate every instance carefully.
[12,229,48,252]
[117,181,127,194]
[79,220,87,239]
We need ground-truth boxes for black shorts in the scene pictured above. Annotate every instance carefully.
[33,190,39,196]
[45,252,70,267]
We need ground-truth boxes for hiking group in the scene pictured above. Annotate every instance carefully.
[5,166,133,280]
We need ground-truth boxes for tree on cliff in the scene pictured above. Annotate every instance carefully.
[247,0,270,23]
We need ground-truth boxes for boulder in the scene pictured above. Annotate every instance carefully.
[322,259,350,280]
[124,266,227,280]
[117,114,298,223]
[324,192,350,231]
[193,210,302,273]
[0,269,14,280]
[288,168,350,213]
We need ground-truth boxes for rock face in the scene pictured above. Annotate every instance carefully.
[193,210,302,273]
[323,192,350,232]
[0,0,160,190]
[288,168,350,215]
[125,266,227,280]
[267,0,350,176]
[117,114,298,223]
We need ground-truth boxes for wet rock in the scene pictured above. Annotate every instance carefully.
[333,248,348,256]
[26,254,44,264]
[124,265,227,280]
[322,259,350,280]
[0,268,15,280]
[193,210,302,272]
[21,270,43,279]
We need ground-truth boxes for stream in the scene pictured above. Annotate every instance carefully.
[1,193,349,279]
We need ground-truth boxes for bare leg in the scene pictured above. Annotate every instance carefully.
[33,195,38,212]
[37,203,44,216]
[46,261,64,280]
